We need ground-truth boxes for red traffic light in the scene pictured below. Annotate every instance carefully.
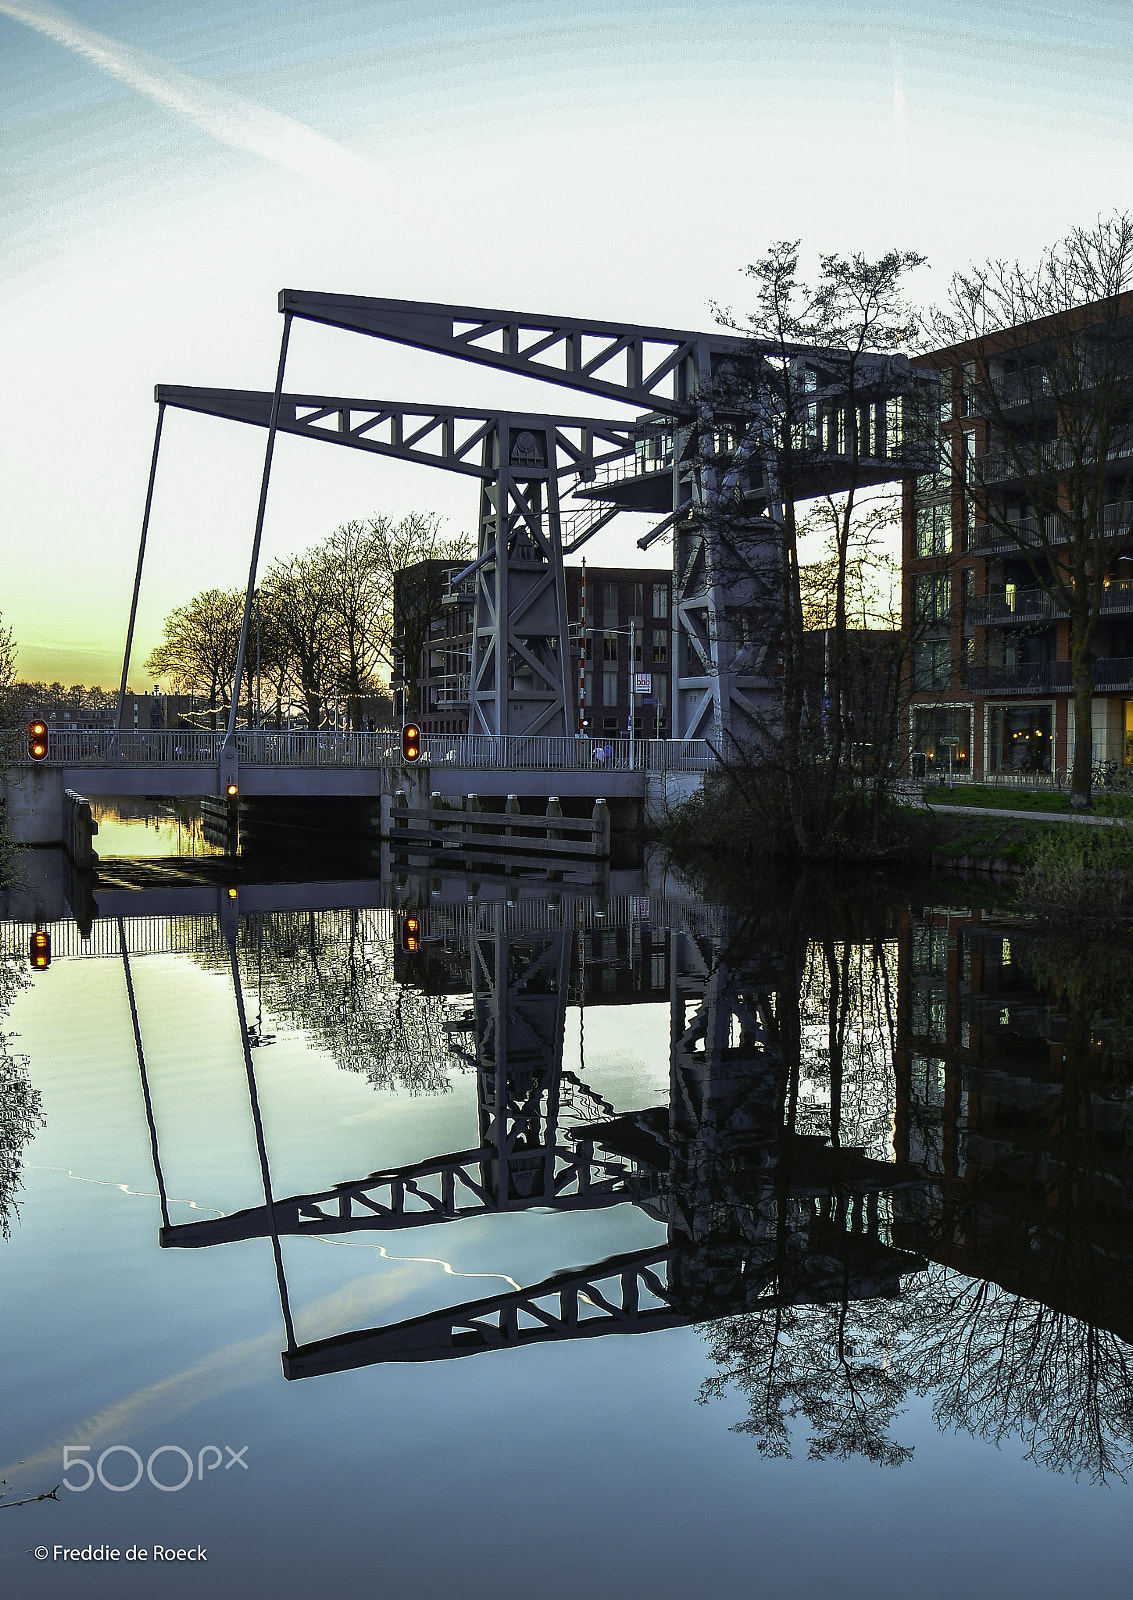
[402,915,421,953]
[401,722,421,763]
[27,720,48,761]
[29,930,50,969]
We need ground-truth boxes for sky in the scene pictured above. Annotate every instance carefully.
[2,0,1132,687]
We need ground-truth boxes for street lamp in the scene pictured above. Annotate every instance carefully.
[576,617,651,767]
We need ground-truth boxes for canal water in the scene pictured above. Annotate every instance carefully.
[1,854,1131,1598]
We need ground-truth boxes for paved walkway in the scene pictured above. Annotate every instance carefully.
[924,801,1124,826]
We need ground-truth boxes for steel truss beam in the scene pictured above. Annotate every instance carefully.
[158,385,641,736]
[155,387,637,482]
[277,289,715,414]
[160,1138,632,1250]
[284,1244,684,1375]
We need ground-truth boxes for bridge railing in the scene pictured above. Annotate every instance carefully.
[418,735,714,772]
[42,728,715,773]
[47,730,221,765]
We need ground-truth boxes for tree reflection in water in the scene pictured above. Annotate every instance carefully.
[0,954,41,1239]
[191,909,458,1095]
[697,889,1133,1482]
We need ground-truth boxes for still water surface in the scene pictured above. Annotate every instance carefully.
[1,861,1131,1597]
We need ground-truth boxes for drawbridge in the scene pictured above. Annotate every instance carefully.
[125,290,936,752]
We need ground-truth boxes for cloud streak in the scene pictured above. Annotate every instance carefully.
[0,0,395,205]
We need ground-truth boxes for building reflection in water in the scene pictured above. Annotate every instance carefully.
[130,876,1133,1480]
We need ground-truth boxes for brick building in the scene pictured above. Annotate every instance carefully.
[396,562,672,738]
[904,293,1133,779]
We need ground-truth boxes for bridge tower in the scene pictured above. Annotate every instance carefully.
[466,902,570,1204]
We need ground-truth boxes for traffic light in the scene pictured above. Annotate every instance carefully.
[27,719,48,761]
[29,930,50,970]
[401,722,421,763]
[401,914,421,953]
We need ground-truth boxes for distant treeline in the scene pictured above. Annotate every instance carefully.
[145,513,470,730]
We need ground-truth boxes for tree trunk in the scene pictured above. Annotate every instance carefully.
[1069,619,1096,810]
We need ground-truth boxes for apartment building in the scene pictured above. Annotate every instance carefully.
[904,293,1133,778]
[395,562,672,737]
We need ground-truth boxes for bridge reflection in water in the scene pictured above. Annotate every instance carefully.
[134,881,924,1376]
[94,874,1133,1475]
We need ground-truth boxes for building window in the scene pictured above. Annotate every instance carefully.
[653,584,669,620]
[913,639,950,691]
[603,581,618,625]
[914,501,951,558]
[603,670,618,707]
[912,705,971,775]
[629,583,644,619]
[652,629,668,664]
[911,922,949,978]
[603,631,618,662]
[914,572,951,625]
[988,704,1052,773]
[935,369,953,425]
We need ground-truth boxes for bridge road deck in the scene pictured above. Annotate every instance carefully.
[4,730,710,844]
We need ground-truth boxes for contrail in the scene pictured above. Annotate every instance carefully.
[891,39,907,166]
[0,0,395,205]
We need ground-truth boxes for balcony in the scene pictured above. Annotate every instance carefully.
[968,577,1133,626]
[964,657,1133,694]
[973,501,1133,554]
[968,438,1133,487]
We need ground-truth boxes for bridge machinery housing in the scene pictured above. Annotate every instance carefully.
[146,290,935,750]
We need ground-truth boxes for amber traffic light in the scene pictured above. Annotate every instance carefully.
[29,930,50,969]
[401,722,421,763]
[27,720,48,761]
[401,915,421,953]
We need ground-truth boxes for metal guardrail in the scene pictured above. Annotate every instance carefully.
[37,728,715,774]
[970,441,1133,487]
[969,578,1133,625]
[964,657,1133,694]
[418,735,714,772]
[973,504,1133,554]
[0,897,727,960]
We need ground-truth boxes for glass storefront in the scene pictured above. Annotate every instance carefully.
[987,703,1053,772]
[912,705,971,774]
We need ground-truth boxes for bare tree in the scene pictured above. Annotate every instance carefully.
[144,586,244,728]
[262,549,338,728]
[928,212,1133,808]
[323,520,384,730]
